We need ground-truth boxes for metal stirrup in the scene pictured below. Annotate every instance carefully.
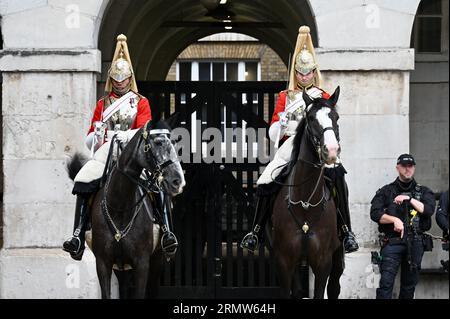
[161,231,178,257]
[241,232,259,249]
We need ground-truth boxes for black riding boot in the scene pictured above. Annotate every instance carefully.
[326,165,359,254]
[240,195,271,253]
[159,193,178,259]
[63,194,90,260]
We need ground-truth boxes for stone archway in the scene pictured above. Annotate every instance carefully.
[97,0,317,81]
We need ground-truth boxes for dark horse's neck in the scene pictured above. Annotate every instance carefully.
[105,130,144,216]
[292,127,324,208]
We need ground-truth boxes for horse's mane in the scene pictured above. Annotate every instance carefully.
[286,117,307,172]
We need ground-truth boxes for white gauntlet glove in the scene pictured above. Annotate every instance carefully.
[114,129,139,144]
[285,120,300,136]
[115,131,130,144]
[278,112,289,128]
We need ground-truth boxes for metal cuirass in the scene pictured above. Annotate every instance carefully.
[103,94,139,131]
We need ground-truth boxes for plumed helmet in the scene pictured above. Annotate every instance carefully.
[108,57,132,82]
[105,34,138,93]
[288,26,322,90]
[295,45,317,75]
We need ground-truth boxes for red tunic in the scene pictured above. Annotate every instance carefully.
[269,88,330,142]
[87,91,152,135]
[270,89,330,126]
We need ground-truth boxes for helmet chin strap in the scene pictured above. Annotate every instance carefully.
[297,80,314,91]
[112,79,132,96]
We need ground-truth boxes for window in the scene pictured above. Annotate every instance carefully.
[226,63,238,81]
[245,62,258,81]
[199,62,211,81]
[177,61,259,81]
[213,63,224,81]
[412,0,442,53]
[179,62,191,81]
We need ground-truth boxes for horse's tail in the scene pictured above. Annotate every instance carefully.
[66,152,88,181]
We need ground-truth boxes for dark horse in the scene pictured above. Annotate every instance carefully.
[69,117,185,298]
[272,87,345,299]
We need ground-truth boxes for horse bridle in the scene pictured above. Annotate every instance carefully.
[140,122,178,185]
[287,104,339,210]
[101,122,178,242]
[303,105,340,168]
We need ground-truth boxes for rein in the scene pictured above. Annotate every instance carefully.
[283,104,338,240]
[100,125,175,243]
[285,104,337,209]
[288,164,325,210]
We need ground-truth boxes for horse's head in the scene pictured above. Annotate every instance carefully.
[136,117,186,196]
[302,86,341,165]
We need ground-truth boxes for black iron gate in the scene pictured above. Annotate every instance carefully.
[138,81,308,298]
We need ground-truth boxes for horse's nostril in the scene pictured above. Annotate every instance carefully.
[172,179,181,187]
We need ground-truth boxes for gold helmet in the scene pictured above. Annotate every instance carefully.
[295,45,317,75]
[288,26,322,91]
[105,34,138,93]
[109,57,132,82]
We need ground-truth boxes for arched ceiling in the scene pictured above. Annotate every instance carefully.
[99,0,316,80]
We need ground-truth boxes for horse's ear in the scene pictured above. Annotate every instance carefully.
[151,107,162,124]
[165,112,182,130]
[303,90,314,107]
[329,86,340,106]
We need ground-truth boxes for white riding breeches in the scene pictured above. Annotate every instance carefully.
[257,135,295,185]
[74,141,113,183]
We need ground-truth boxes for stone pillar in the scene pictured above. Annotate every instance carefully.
[0,0,111,298]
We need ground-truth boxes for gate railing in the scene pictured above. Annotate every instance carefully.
[136,81,308,298]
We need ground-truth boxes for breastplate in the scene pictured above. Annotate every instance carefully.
[104,95,139,131]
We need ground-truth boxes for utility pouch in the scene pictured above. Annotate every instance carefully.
[422,234,433,252]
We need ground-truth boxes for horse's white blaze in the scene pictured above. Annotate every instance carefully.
[316,107,339,153]
[168,139,186,193]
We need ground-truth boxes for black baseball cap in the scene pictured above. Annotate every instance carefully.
[397,153,416,166]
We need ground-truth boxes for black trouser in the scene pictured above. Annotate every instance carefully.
[324,165,352,232]
[376,236,424,299]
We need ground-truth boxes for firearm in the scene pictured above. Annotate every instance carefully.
[371,251,382,274]
[401,200,418,271]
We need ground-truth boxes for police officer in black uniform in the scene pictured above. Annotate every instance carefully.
[370,154,435,299]
[436,190,449,271]
[436,190,449,240]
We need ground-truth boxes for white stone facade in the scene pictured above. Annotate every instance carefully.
[0,0,448,299]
